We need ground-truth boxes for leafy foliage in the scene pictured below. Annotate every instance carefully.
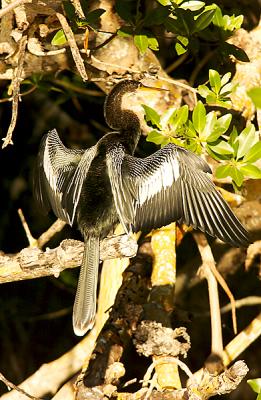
[115,0,247,58]
[144,68,261,189]
[198,69,233,108]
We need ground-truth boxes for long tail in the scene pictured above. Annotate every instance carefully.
[73,236,100,336]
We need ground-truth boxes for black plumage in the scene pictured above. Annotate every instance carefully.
[34,80,250,336]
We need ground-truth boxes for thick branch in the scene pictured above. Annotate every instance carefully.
[0,235,138,284]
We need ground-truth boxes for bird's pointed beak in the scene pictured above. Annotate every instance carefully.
[139,84,169,93]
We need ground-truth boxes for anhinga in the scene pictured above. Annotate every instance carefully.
[34,80,250,336]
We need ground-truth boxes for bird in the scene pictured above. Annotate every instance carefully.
[34,79,250,336]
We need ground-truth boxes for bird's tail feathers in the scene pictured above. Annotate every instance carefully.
[73,236,100,336]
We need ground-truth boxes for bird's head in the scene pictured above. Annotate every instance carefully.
[104,79,168,131]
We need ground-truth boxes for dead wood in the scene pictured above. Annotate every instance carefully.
[0,235,138,284]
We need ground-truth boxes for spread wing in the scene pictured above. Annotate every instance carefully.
[34,129,97,225]
[107,143,250,247]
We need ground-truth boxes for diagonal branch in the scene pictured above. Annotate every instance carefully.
[56,12,88,81]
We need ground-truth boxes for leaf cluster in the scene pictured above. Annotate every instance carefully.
[115,0,248,60]
[143,70,261,189]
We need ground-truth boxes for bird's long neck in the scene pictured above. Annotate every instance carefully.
[104,81,141,149]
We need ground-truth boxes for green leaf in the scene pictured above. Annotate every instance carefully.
[240,164,261,179]
[203,111,217,134]
[146,129,166,145]
[51,29,67,45]
[194,9,216,32]
[247,87,261,108]
[142,105,161,128]
[219,82,233,96]
[169,105,189,129]
[185,120,197,138]
[63,0,77,20]
[248,379,261,394]
[216,113,232,132]
[220,72,231,87]
[208,140,234,155]
[206,93,218,105]
[164,17,184,36]
[177,35,189,46]
[229,166,244,186]
[174,9,195,36]
[192,101,206,134]
[215,164,234,179]
[180,1,205,11]
[134,34,149,54]
[198,84,213,98]
[187,140,202,154]
[212,5,223,27]
[148,36,159,51]
[223,14,243,31]
[243,141,261,163]
[236,124,256,159]
[85,8,105,25]
[169,137,185,147]
[143,6,170,26]
[207,113,232,142]
[209,69,221,94]
[175,42,187,55]
[228,126,238,146]
[206,144,225,161]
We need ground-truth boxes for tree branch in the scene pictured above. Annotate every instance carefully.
[0,235,138,284]
[0,0,32,19]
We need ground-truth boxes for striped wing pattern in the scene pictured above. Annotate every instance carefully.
[34,129,97,226]
[107,143,250,247]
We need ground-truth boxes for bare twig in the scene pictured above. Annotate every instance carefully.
[56,12,88,81]
[194,232,224,363]
[18,208,37,247]
[0,0,32,19]
[165,53,188,74]
[194,296,261,316]
[0,372,42,400]
[208,261,237,334]
[90,55,198,95]
[0,85,37,103]
[220,296,261,314]
[2,35,27,148]
[37,219,66,249]
[54,79,104,97]
[0,235,138,284]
